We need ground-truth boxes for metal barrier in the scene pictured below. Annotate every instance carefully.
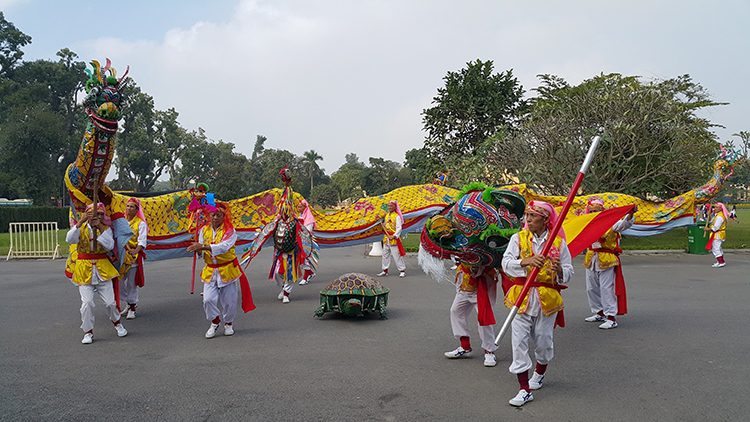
[6,222,61,260]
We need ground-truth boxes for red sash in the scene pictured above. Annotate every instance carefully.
[207,258,256,313]
[589,247,627,315]
[511,277,567,328]
[395,238,406,256]
[78,253,108,260]
[705,231,716,251]
[475,275,495,326]
[134,250,147,288]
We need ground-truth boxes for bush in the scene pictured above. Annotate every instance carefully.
[0,207,70,233]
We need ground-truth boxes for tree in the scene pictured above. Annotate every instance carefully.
[0,48,87,203]
[0,104,66,203]
[421,59,526,163]
[344,153,360,165]
[302,149,324,191]
[310,184,338,208]
[211,142,251,200]
[251,135,266,161]
[331,160,366,202]
[404,147,438,185]
[482,73,723,196]
[0,12,32,78]
[362,157,402,196]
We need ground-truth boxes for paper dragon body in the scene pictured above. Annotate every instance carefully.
[64,60,741,262]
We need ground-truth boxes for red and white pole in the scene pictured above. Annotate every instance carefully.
[494,134,601,345]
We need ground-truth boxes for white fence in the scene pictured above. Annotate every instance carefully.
[6,222,61,260]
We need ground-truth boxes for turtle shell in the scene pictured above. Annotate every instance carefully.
[321,273,390,297]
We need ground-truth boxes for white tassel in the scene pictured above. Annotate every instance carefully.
[418,245,453,283]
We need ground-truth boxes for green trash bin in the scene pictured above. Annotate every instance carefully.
[687,224,709,254]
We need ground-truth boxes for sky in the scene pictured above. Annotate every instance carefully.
[3,0,749,175]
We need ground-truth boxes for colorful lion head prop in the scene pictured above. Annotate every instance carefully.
[418,183,526,282]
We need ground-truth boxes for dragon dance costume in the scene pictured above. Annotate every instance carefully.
[240,168,319,304]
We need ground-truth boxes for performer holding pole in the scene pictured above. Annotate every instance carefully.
[377,200,407,278]
[495,134,601,407]
[187,202,255,338]
[704,202,729,267]
[118,198,148,319]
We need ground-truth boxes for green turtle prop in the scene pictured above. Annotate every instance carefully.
[314,273,390,319]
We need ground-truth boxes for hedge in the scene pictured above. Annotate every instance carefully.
[0,207,70,233]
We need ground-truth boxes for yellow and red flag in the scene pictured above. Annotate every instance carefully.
[562,204,635,257]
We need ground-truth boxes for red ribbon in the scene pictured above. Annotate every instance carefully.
[589,247,627,315]
[475,274,495,326]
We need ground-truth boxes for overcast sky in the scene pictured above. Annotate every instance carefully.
[3,0,749,175]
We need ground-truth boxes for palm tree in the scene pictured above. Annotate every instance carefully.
[302,150,323,191]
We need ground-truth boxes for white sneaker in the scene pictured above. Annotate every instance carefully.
[282,295,290,303]
[205,323,220,338]
[599,319,618,329]
[529,371,544,390]
[81,333,93,344]
[277,291,285,300]
[712,262,726,268]
[444,346,473,358]
[584,314,606,322]
[483,352,497,367]
[298,279,309,285]
[115,323,128,337]
[399,271,406,278]
[126,309,136,320]
[224,324,234,336]
[509,389,533,407]
[377,271,388,277]
[119,306,129,316]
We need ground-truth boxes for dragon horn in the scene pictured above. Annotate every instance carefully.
[91,60,102,83]
[116,65,130,87]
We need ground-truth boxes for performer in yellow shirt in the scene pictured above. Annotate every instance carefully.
[582,198,636,329]
[66,203,128,344]
[119,198,148,319]
[188,202,255,338]
[704,202,729,268]
[502,200,573,407]
[377,200,406,278]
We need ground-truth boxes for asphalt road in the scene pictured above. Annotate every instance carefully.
[1,246,749,421]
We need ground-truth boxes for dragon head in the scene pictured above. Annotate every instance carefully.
[83,59,128,133]
[420,183,526,268]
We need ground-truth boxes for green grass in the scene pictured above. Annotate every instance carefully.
[0,230,70,257]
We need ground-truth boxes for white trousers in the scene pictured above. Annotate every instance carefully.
[585,267,618,317]
[275,273,294,294]
[509,311,556,374]
[203,279,238,323]
[449,291,498,352]
[711,238,724,259]
[78,281,120,333]
[381,243,406,272]
[121,264,139,305]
